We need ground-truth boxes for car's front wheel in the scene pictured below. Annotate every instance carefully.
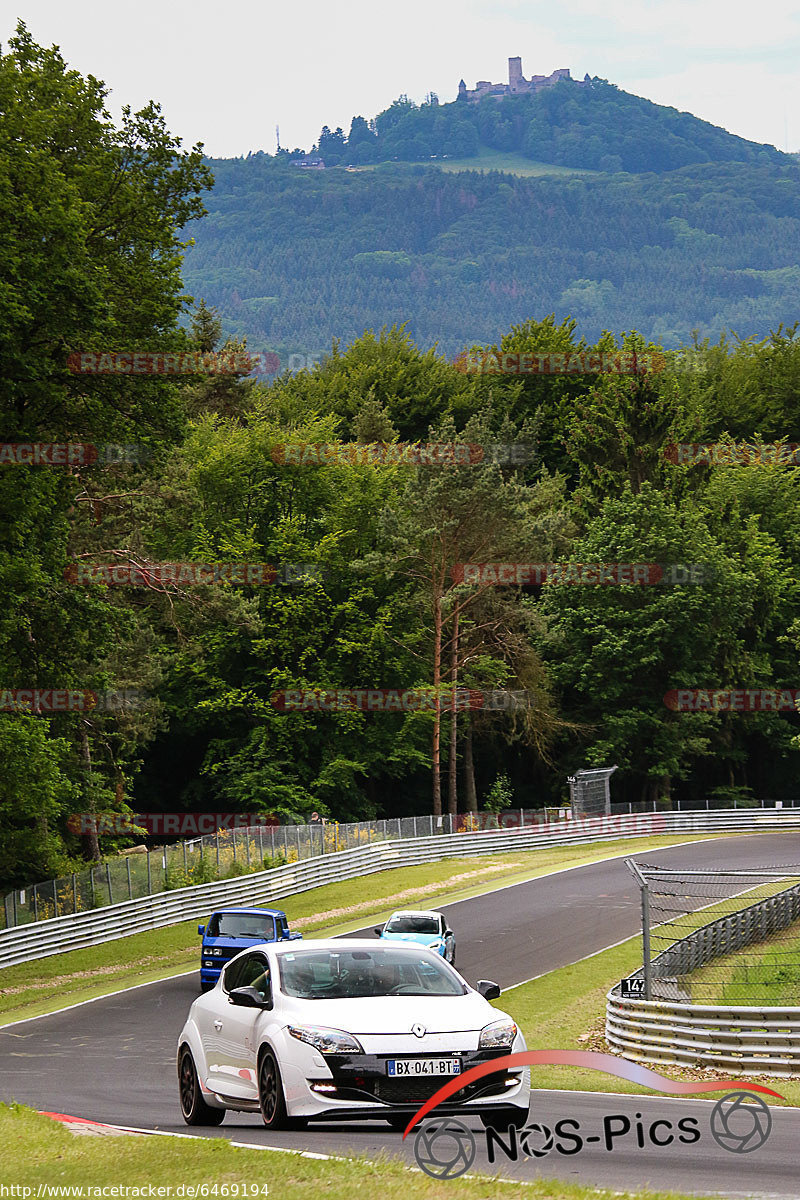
[257,1048,308,1129]
[178,1047,225,1125]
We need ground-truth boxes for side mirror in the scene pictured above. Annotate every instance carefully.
[197,924,205,936]
[374,926,383,936]
[477,980,501,1001]
[229,986,271,1009]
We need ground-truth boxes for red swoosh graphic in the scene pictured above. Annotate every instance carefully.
[401,1050,786,1138]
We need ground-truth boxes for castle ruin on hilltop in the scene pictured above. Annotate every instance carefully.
[458,57,582,102]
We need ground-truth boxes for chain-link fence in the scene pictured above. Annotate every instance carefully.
[1,807,572,930]
[627,860,800,1006]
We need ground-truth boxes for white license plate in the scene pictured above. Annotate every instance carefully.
[386,1058,461,1077]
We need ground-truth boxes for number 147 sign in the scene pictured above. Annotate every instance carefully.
[620,976,646,997]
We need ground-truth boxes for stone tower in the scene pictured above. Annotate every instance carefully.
[458,78,467,99]
[508,56,524,91]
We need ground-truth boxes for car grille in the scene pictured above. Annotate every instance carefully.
[371,1075,457,1105]
[321,1053,519,1108]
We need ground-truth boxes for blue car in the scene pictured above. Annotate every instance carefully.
[375,908,457,965]
[198,906,302,991]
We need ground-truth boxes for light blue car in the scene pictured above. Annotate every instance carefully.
[375,908,456,965]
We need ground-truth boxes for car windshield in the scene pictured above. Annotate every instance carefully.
[207,913,274,938]
[384,915,439,934]
[279,948,465,998]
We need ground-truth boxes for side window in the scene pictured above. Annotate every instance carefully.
[224,953,269,995]
[276,916,287,938]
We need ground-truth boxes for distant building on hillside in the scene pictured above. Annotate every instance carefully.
[458,58,574,102]
[291,155,325,169]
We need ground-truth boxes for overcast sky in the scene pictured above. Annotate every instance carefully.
[4,0,799,158]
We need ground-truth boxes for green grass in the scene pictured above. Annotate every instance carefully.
[0,833,738,1027]
[499,935,800,1105]
[351,148,596,177]
[0,1103,722,1199]
[686,916,800,1005]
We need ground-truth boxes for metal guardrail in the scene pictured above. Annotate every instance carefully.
[607,873,800,1075]
[3,808,800,970]
[606,993,800,1077]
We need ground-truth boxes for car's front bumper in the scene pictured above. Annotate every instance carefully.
[281,1048,529,1121]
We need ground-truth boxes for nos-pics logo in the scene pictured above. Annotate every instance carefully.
[404,1051,782,1181]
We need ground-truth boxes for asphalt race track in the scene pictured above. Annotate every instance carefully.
[3,832,800,1197]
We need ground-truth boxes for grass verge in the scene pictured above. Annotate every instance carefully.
[0,1102,719,1199]
[501,935,800,1105]
[0,833,738,1027]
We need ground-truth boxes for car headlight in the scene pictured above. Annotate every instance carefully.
[479,1018,518,1050]
[288,1025,364,1054]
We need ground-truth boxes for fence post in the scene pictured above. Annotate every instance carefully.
[285,825,290,859]
[295,825,301,860]
[627,859,651,1000]
[183,841,188,871]
[232,829,237,862]
[147,851,151,894]
[33,885,38,922]
[53,879,58,918]
[270,827,275,859]
[258,825,264,860]
[641,880,652,999]
[127,857,132,899]
[216,832,221,869]
[106,863,113,905]
[12,889,17,926]
[72,873,78,913]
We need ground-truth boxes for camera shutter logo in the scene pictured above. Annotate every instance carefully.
[413,1118,476,1179]
[710,1091,772,1153]
[520,1122,554,1157]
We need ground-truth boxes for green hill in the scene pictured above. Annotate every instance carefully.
[307,79,786,174]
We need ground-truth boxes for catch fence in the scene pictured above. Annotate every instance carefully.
[625,861,800,1005]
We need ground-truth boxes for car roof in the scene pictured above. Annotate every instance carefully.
[209,907,286,917]
[386,909,443,919]
[266,937,439,957]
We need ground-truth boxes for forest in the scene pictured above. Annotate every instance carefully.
[2,25,800,890]
[183,154,800,359]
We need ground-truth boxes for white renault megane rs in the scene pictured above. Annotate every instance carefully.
[177,938,530,1131]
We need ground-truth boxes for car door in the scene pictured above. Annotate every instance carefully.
[211,952,271,1099]
[441,915,455,961]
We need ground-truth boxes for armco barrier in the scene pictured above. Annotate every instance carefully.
[605,992,800,1077]
[3,808,800,970]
